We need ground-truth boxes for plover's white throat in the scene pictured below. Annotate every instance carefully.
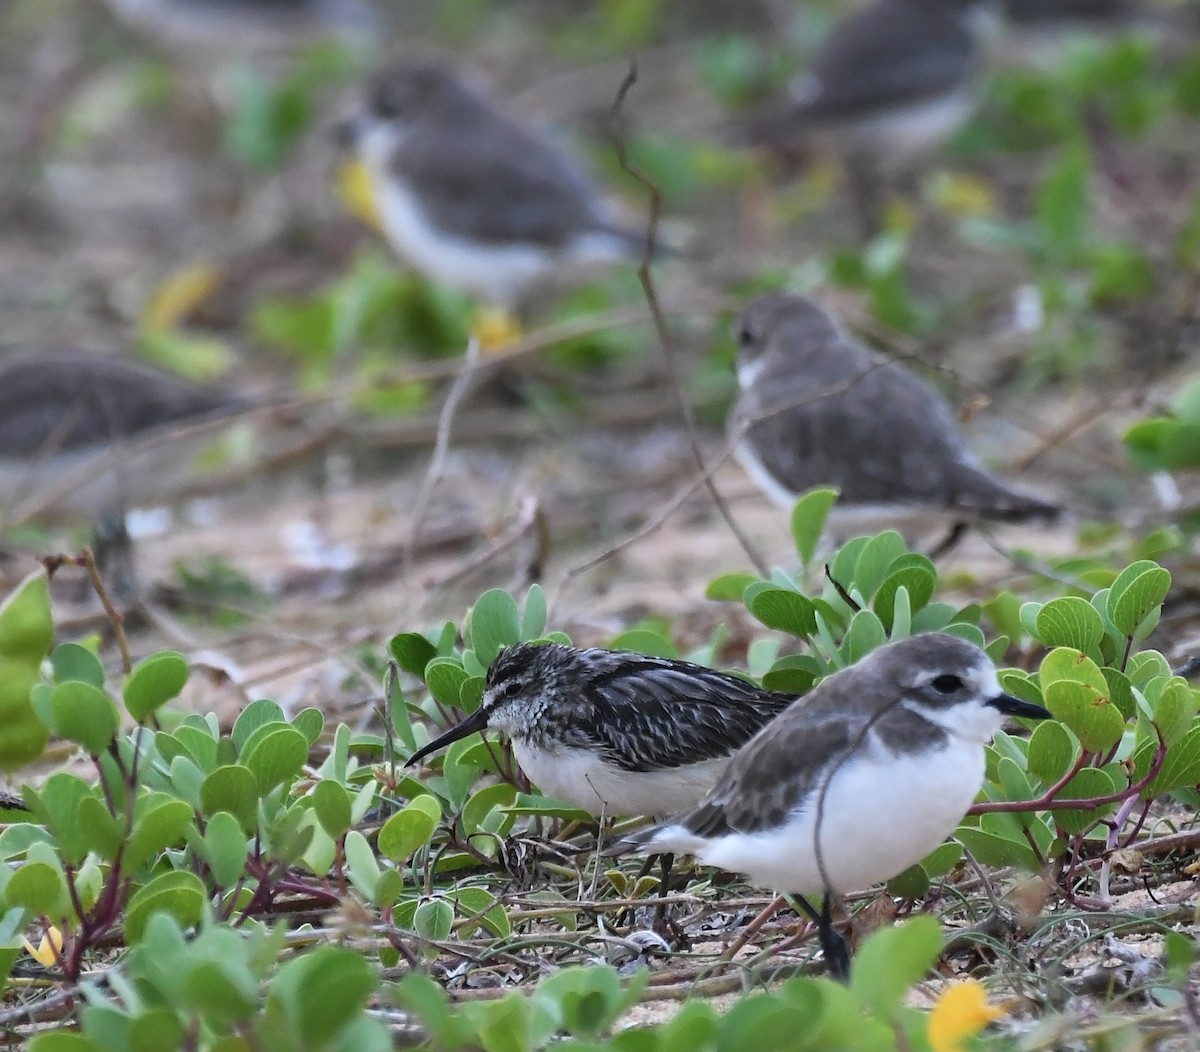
[618,632,1052,976]
[729,292,1060,529]
[338,63,647,310]
[405,642,798,818]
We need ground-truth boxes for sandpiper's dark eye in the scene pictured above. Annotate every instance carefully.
[735,326,754,348]
[931,674,964,694]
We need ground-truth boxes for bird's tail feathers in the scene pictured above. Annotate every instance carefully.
[603,821,704,859]
[951,464,1062,524]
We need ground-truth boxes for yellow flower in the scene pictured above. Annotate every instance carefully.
[927,979,1007,1052]
[22,926,63,967]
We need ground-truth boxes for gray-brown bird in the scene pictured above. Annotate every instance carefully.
[0,350,247,580]
[729,293,1059,528]
[741,0,992,238]
[337,62,648,312]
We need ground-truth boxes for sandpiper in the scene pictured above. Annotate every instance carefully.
[405,641,798,817]
[741,0,992,237]
[729,292,1059,537]
[0,350,246,577]
[617,632,1052,977]
[336,63,648,316]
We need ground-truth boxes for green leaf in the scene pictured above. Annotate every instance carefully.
[466,589,522,665]
[200,765,260,831]
[0,568,54,662]
[453,886,512,939]
[461,782,517,835]
[1106,562,1171,638]
[843,609,888,663]
[51,643,105,687]
[30,773,99,867]
[1141,725,1200,798]
[1035,596,1105,653]
[27,1036,102,1052]
[292,708,324,746]
[790,487,838,567]
[850,915,942,1014]
[125,799,195,875]
[1052,767,1117,834]
[414,898,454,941]
[240,725,308,796]
[269,946,375,1049]
[128,1007,185,1052]
[388,633,437,678]
[124,871,206,943]
[956,826,1041,872]
[423,658,469,709]
[343,829,380,901]
[851,531,908,601]
[705,573,759,602]
[124,651,189,722]
[378,796,441,861]
[312,780,352,838]
[873,556,936,633]
[745,585,816,637]
[202,811,249,888]
[608,629,677,658]
[4,861,63,916]
[1027,719,1077,786]
[47,681,119,755]
[231,698,287,752]
[521,584,547,640]
[1043,680,1125,753]
[0,658,48,773]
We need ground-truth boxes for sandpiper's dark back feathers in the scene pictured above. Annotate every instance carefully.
[485,642,799,773]
[731,293,1060,521]
[0,350,242,458]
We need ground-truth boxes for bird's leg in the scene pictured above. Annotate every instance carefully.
[587,801,608,900]
[926,520,970,561]
[790,894,850,980]
[844,156,885,244]
[92,512,137,599]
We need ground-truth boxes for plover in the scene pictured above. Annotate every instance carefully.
[336,63,648,314]
[729,292,1060,532]
[617,632,1052,977]
[0,350,246,577]
[741,0,991,237]
[406,641,798,818]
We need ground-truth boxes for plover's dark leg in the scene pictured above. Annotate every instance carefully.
[93,512,137,597]
[790,893,850,980]
[926,520,970,561]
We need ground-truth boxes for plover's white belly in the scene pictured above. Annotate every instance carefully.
[372,173,630,306]
[656,736,983,895]
[826,89,975,166]
[513,740,730,818]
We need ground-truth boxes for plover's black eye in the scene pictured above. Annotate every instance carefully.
[931,674,964,694]
[735,325,755,349]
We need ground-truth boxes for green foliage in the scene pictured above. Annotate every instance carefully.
[0,569,55,771]
[1125,375,1200,476]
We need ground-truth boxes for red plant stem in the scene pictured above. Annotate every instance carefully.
[970,730,1167,815]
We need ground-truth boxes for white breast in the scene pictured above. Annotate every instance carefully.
[649,735,984,895]
[513,740,730,818]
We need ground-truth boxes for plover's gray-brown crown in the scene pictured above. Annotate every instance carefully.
[621,632,1052,975]
[405,641,798,818]
[729,292,1060,523]
[339,63,647,309]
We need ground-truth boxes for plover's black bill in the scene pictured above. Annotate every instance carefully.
[405,707,489,767]
[988,693,1052,720]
